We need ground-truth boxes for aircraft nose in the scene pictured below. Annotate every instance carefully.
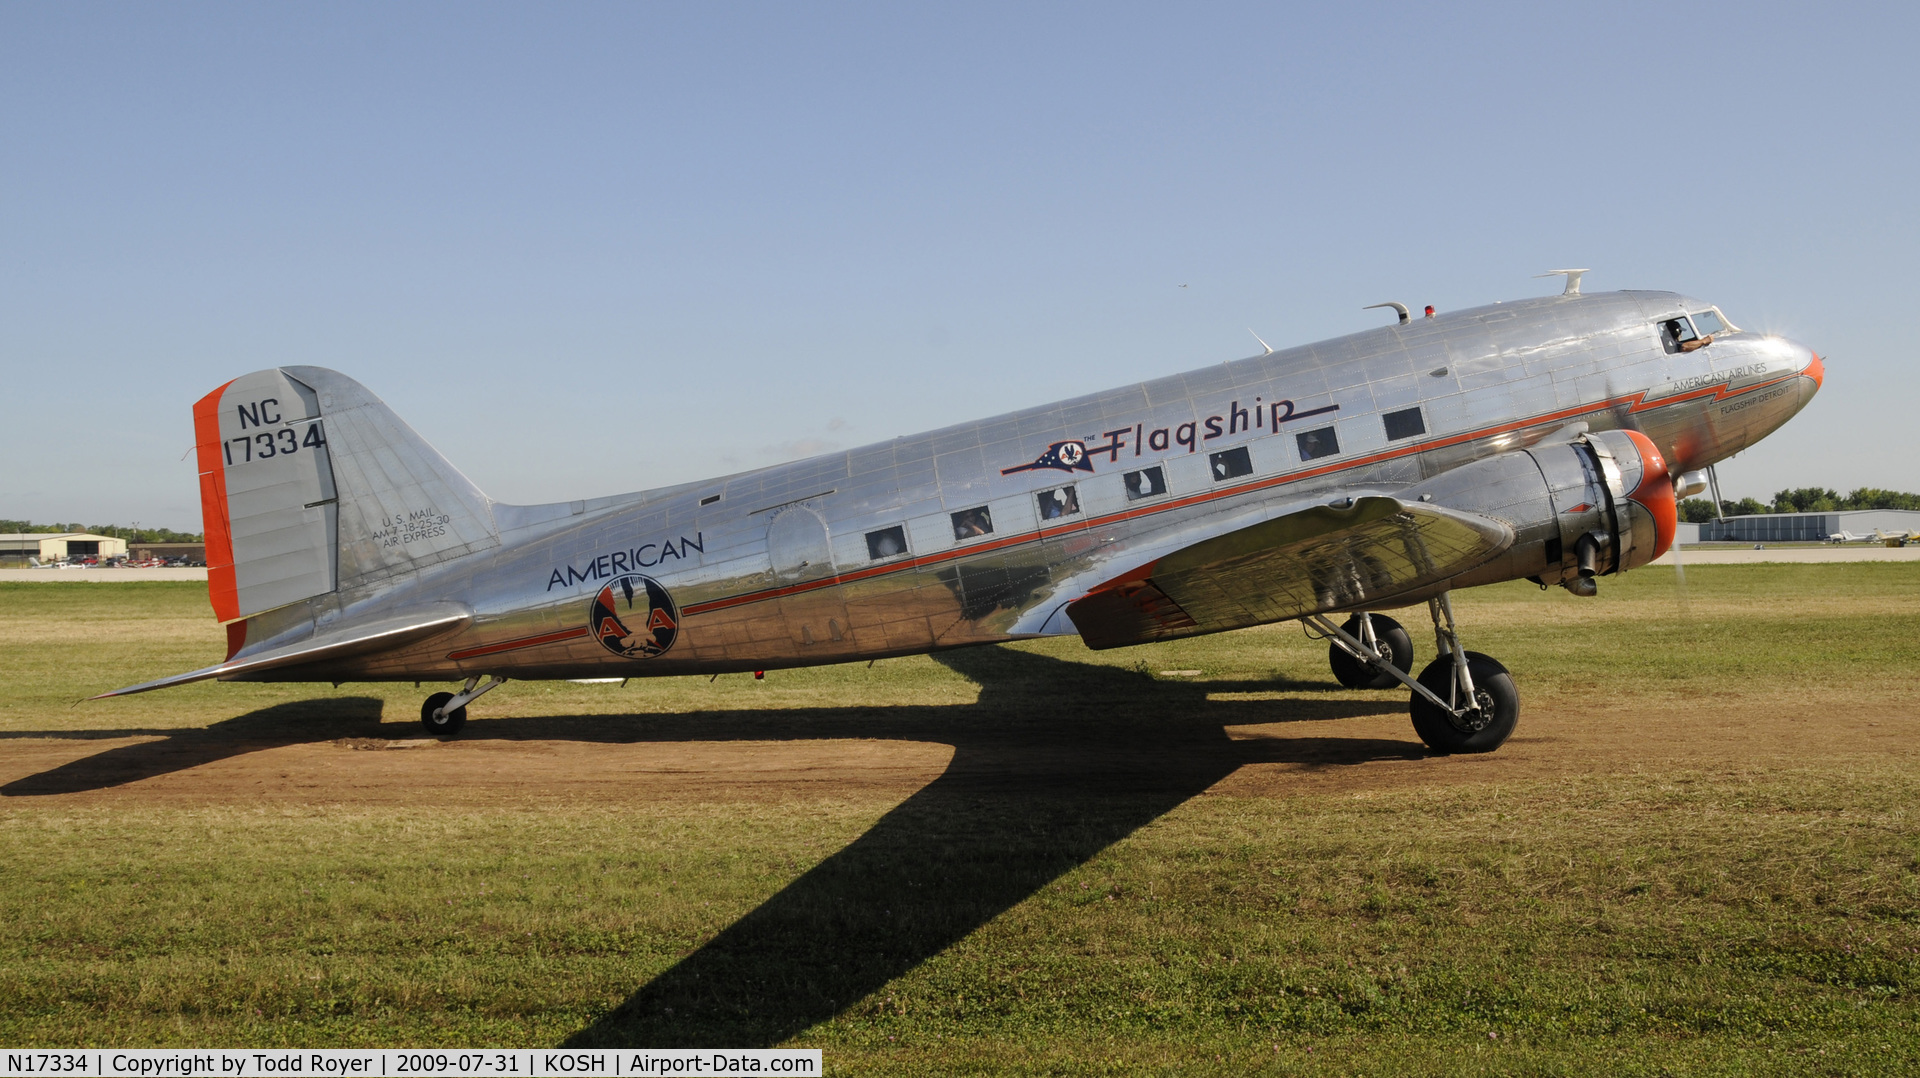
[1799,346,1824,395]
[1779,337,1823,408]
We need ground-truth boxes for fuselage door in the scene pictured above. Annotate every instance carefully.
[767,506,835,584]
[765,505,854,650]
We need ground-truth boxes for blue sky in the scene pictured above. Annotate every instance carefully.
[3,3,1913,531]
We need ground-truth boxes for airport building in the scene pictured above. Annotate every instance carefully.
[128,541,206,564]
[0,532,130,564]
[1695,509,1920,543]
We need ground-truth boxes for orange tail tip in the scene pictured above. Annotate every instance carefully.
[193,380,240,622]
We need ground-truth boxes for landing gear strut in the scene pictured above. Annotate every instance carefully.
[1307,593,1518,754]
[420,675,506,737]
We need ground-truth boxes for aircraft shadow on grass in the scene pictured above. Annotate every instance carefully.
[7,647,1423,1048]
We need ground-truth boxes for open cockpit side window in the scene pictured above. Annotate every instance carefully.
[1660,315,1711,354]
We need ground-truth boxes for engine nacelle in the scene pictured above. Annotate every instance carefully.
[1400,429,1677,595]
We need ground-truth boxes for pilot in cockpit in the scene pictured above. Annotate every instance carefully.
[1662,317,1713,354]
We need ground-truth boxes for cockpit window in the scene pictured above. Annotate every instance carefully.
[1692,309,1727,337]
[1659,315,1711,353]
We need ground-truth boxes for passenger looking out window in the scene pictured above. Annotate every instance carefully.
[1296,426,1340,461]
[1123,467,1167,501]
[866,525,907,560]
[1037,485,1081,520]
[950,506,993,540]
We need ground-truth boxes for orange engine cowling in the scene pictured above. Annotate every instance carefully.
[1528,428,1677,593]
[1609,429,1678,567]
[1398,427,1678,596]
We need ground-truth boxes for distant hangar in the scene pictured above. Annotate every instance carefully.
[1690,509,1920,543]
[0,532,129,564]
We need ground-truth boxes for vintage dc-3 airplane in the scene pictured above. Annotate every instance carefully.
[97,272,1823,754]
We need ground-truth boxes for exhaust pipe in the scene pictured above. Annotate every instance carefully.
[1575,530,1611,578]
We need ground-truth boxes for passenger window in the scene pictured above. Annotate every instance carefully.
[1123,466,1167,501]
[1692,310,1727,337]
[1209,446,1252,481]
[950,506,993,540]
[1036,484,1081,520]
[865,525,908,560]
[1296,426,1340,461]
[1383,407,1425,441]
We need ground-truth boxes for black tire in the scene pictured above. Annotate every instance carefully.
[1329,614,1414,689]
[421,691,467,736]
[1408,651,1517,754]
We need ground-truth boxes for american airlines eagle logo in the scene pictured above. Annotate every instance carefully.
[1000,439,1095,476]
[588,574,680,658]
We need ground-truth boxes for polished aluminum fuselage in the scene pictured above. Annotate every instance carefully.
[274,289,1821,682]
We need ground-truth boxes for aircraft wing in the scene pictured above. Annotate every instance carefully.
[90,603,471,698]
[1066,497,1511,649]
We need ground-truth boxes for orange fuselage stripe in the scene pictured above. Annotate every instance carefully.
[446,626,589,661]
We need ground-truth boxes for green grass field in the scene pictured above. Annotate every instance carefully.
[1,566,1918,1074]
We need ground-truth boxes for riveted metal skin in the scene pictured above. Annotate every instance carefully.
[103,287,1822,696]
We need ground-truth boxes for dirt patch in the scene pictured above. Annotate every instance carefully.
[1216,699,1918,798]
[0,731,959,807]
[332,736,443,750]
[3,695,1911,810]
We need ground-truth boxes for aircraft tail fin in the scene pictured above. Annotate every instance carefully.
[194,367,498,622]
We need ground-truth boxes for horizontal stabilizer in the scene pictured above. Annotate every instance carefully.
[1068,497,1510,649]
[89,604,472,699]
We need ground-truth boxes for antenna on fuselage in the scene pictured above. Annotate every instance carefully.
[1363,301,1410,325]
[1535,268,1590,295]
[1248,328,1274,355]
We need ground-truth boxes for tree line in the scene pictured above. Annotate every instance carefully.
[0,520,205,543]
[1678,488,1920,524]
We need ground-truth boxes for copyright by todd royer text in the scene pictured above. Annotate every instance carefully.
[2,1052,820,1078]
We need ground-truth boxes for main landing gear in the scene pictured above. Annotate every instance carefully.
[420,675,506,737]
[1327,613,1414,689]
[1308,595,1519,754]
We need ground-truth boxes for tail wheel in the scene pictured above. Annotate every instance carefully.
[421,692,467,736]
[1408,651,1518,754]
[1329,614,1414,689]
